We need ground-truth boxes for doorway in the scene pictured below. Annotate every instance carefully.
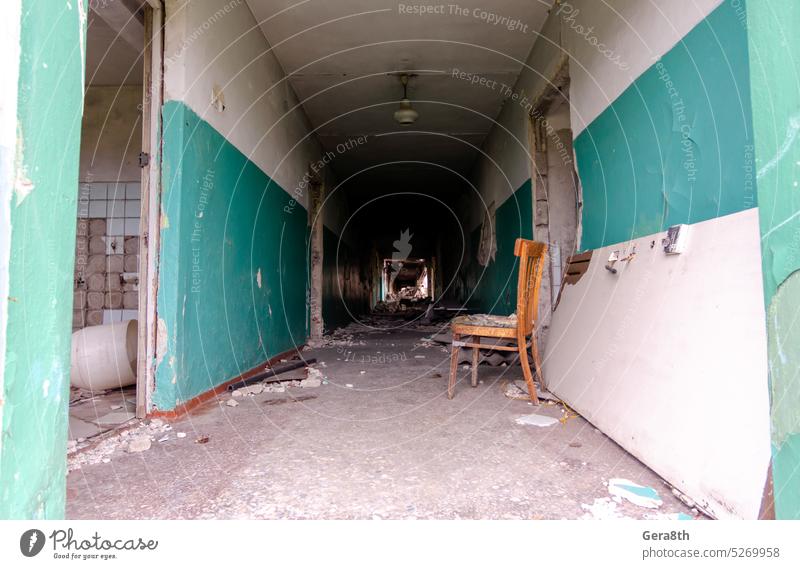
[68,1,162,446]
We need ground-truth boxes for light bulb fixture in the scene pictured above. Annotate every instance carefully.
[393,74,419,126]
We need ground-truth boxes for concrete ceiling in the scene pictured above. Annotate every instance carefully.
[246,0,552,201]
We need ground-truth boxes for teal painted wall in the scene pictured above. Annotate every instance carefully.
[155,101,309,410]
[460,181,533,315]
[746,0,800,519]
[0,0,85,518]
[574,0,756,250]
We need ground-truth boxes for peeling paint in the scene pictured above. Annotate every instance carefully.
[156,318,168,366]
[13,127,34,205]
[256,268,262,288]
[1,0,85,519]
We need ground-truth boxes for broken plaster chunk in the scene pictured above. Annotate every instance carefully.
[608,478,663,509]
[226,399,239,407]
[176,432,187,439]
[237,385,263,396]
[126,436,152,453]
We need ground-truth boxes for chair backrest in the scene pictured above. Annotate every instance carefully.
[514,238,548,337]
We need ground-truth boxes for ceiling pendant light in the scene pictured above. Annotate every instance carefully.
[393,74,419,126]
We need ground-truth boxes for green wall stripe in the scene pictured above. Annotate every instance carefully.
[460,180,532,315]
[747,0,800,519]
[1,0,84,518]
[155,101,309,410]
[574,0,756,250]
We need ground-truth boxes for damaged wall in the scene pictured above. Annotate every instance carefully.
[545,209,770,520]
[0,0,85,518]
[456,9,563,315]
[461,0,772,519]
[746,0,800,519]
[570,0,756,250]
[545,0,771,519]
[155,0,360,410]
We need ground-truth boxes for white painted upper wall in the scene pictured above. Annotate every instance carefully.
[464,9,564,230]
[563,0,724,135]
[79,86,142,182]
[466,0,726,229]
[163,0,323,211]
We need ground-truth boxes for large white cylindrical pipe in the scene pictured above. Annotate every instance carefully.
[71,320,138,391]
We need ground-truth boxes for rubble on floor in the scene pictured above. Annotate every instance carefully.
[503,380,559,402]
[581,479,697,520]
[607,478,664,509]
[227,366,326,405]
[68,418,171,471]
[69,385,138,441]
[306,323,367,348]
[373,289,431,314]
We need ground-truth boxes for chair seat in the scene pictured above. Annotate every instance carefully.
[451,313,518,338]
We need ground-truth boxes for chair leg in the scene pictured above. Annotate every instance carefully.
[448,333,460,399]
[531,335,545,393]
[518,338,540,405]
[471,336,480,387]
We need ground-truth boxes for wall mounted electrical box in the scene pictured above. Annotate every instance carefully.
[663,224,690,255]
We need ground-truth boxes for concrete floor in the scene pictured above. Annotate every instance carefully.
[67,321,697,519]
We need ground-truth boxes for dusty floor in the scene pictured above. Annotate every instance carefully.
[67,320,698,520]
[69,385,137,441]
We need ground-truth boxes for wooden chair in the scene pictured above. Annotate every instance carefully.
[448,238,548,403]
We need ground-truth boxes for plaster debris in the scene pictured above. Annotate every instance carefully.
[504,381,559,402]
[514,413,559,427]
[308,323,367,348]
[68,418,172,470]
[226,399,239,407]
[176,432,187,438]
[581,498,629,520]
[345,384,354,388]
[237,385,264,396]
[300,367,324,388]
[126,436,151,453]
[608,478,663,509]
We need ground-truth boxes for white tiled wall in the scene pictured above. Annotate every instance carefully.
[78,181,141,236]
[74,181,141,330]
